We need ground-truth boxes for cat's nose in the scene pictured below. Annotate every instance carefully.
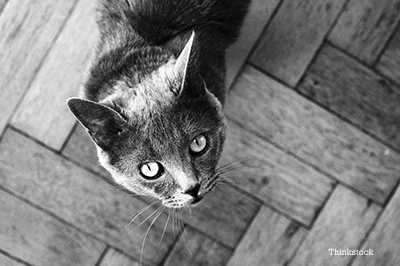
[183,183,200,197]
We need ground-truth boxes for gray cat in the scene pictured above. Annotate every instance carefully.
[67,0,250,208]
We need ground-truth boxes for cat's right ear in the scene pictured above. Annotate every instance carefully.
[175,31,195,95]
[66,98,127,149]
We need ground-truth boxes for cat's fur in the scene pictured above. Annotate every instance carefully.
[67,0,250,208]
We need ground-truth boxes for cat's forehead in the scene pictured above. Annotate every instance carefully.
[130,110,202,144]
[115,120,183,168]
[111,60,179,118]
[121,102,222,155]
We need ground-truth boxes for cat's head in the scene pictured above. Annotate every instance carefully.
[67,33,226,208]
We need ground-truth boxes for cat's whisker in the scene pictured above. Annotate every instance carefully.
[217,165,261,181]
[158,207,172,246]
[179,212,186,236]
[218,175,242,185]
[217,161,248,174]
[219,172,248,186]
[170,208,175,237]
[182,205,192,220]
[196,201,204,213]
[181,214,187,235]
[218,136,281,177]
[214,184,228,196]
[177,211,193,257]
[171,208,179,239]
[219,146,259,167]
[215,181,231,191]
[202,200,212,212]
[140,205,164,266]
[123,204,161,237]
[216,156,261,176]
[217,176,235,184]
[187,205,193,218]
[216,166,244,175]
[175,208,182,234]
[217,159,244,172]
[182,230,193,257]
[174,208,180,226]
[122,200,158,232]
[216,164,256,176]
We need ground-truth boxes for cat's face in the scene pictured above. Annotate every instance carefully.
[97,85,226,208]
[67,33,226,208]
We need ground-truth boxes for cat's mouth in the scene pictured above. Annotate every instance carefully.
[162,194,204,208]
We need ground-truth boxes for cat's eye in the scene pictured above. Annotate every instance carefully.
[139,162,164,180]
[189,134,207,155]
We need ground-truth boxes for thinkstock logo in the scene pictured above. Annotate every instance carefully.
[328,248,374,256]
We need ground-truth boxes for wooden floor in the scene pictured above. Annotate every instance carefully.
[1,0,400,265]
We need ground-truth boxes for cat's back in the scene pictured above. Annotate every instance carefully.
[87,0,250,103]
[98,0,250,47]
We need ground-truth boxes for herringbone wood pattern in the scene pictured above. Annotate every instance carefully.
[1,0,400,265]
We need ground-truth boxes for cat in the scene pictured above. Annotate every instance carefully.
[67,0,250,208]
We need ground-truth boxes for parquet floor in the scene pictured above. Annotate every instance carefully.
[1,0,400,265]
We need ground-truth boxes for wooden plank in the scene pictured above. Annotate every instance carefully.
[298,44,400,151]
[0,0,7,13]
[11,0,98,150]
[352,186,400,266]
[225,0,280,88]
[0,0,77,135]
[290,185,380,266]
[0,253,25,266]
[0,129,175,265]
[0,190,105,266]
[164,227,232,266]
[225,65,400,204]
[250,0,345,86]
[99,249,139,266]
[218,121,333,226]
[63,124,111,178]
[183,182,259,248]
[376,28,400,84]
[227,206,306,266]
[329,0,400,65]
[64,123,260,248]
